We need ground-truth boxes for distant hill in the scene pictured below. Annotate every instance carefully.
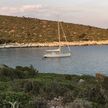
[0,15,108,44]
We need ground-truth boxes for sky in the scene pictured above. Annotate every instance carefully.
[0,0,108,28]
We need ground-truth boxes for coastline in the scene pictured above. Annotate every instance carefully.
[0,40,108,48]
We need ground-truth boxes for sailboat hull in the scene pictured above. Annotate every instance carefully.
[43,21,71,58]
[44,53,71,58]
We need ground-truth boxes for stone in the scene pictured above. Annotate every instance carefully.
[79,79,85,83]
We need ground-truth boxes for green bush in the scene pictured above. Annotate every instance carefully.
[0,65,38,81]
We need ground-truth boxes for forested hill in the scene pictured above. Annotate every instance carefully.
[0,15,108,44]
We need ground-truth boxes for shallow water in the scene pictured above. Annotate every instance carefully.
[0,45,108,75]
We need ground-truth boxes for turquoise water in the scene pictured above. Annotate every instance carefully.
[0,45,108,75]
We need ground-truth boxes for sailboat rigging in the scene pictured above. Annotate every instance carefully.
[43,21,71,58]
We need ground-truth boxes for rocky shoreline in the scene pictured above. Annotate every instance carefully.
[0,40,108,48]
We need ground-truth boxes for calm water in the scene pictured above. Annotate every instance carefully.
[0,45,108,75]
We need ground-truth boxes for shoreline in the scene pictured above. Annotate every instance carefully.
[1,40,108,48]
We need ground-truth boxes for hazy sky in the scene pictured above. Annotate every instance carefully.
[0,0,108,28]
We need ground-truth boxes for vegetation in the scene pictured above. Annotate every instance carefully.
[0,15,108,44]
[0,65,108,107]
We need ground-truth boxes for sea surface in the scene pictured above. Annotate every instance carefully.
[0,45,108,75]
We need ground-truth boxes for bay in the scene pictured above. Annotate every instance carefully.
[0,45,108,75]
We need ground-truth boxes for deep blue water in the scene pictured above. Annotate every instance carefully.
[0,45,108,75]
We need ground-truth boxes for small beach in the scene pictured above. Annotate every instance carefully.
[1,40,108,48]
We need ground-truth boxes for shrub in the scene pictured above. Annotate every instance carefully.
[0,65,38,81]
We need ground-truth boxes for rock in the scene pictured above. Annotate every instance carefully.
[65,99,92,108]
[48,96,64,108]
[79,79,85,83]
[95,72,105,82]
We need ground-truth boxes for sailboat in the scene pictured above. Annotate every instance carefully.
[43,21,71,58]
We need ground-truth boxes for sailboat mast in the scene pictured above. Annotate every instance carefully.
[60,22,71,52]
[58,21,61,50]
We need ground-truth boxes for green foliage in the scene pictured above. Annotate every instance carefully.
[0,65,38,81]
[87,86,106,104]
[0,65,108,108]
[0,92,30,108]
[16,65,38,78]
[5,92,29,103]
[28,97,48,108]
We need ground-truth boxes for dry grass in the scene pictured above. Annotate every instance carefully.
[0,15,108,44]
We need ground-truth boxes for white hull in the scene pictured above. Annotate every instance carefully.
[43,21,71,58]
[44,53,71,58]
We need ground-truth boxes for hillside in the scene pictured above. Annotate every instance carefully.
[0,15,108,44]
